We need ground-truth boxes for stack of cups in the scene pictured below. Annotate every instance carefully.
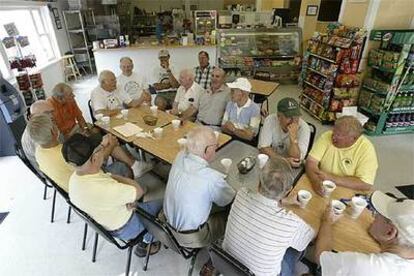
[297,190,312,209]
[322,180,336,198]
[350,196,368,219]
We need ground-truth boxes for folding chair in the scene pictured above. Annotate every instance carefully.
[69,203,142,276]
[305,122,317,158]
[209,241,255,276]
[135,207,200,276]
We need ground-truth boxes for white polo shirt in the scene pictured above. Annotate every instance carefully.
[117,72,149,100]
[174,82,205,112]
[90,85,132,112]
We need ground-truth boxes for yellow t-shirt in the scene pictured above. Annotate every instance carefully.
[69,171,136,231]
[309,131,378,185]
[35,144,74,192]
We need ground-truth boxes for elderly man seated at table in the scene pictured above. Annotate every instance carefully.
[258,97,310,168]
[164,126,235,248]
[117,57,151,105]
[47,83,98,140]
[62,133,162,257]
[306,115,378,194]
[315,191,414,275]
[195,68,230,131]
[221,78,261,142]
[223,157,315,276]
[153,49,179,111]
[91,70,146,117]
[170,69,205,121]
[21,100,55,170]
[194,51,215,90]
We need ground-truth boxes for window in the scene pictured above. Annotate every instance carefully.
[0,5,59,80]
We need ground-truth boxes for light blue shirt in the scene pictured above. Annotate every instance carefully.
[164,151,236,231]
[222,98,261,134]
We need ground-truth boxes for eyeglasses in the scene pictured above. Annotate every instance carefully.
[204,143,219,154]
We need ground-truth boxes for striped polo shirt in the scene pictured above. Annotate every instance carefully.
[223,188,315,276]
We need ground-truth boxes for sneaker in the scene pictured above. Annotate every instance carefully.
[134,241,161,258]
[131,160,154,178]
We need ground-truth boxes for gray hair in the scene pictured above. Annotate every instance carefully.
[98,70,115,85]
[119,56,133,64]
[335,115,363,137]
[259,157,294,201]
[27,114,55,146]
[52,83,72,99]
[186,126,216,157]
[179,69,195,81]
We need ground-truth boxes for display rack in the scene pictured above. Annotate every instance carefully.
[299,24,366,124]
[358,29,414,136]
[62,9,96,74]
[216,28,302,82]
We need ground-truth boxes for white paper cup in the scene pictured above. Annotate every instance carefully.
[257,154,269,169]
[177,138,187,149]
[220,158,232,174]
[172,119,181,130]
[297,190,312,209]
[153,127,163,139]
[350,196,368,219]
[322,180,336,198]
[331,200,346,216]
[214,131,220,140]
[150,105,158,115]
[95,113,104,121]
[121,109,128,119]
[102,116,110,127]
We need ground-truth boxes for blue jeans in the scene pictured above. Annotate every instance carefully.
[110,200,162,242]
[280,248,304,276]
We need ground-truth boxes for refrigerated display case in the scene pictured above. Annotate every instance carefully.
[194,10,217,36]
[216,28,302,82]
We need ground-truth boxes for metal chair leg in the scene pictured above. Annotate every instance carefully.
[43,185,48,200]
[188,252,198,276]
[82,223,88,251]
[126,246,133,276]
[67,206,72,224]
[92,232,98,262]
[50,189,57,223]
[143,237,154,271]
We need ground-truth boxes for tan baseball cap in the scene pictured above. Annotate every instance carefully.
[158,49,170,58]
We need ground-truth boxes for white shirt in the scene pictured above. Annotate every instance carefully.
[117,72,149,100]
[258,115,310,160]
[152,65,177,84]
[174,82,205,113]
[320,251,414,276]
[223,188,315,276]
[90,85,132,112]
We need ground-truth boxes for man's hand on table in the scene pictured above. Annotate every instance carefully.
[281,194,300,207]
[286,157,302,168]
[222,121,236,134]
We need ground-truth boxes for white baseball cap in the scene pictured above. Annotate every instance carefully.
[227,78,252,93]
[158,49,170,58]
[371,191,414,245]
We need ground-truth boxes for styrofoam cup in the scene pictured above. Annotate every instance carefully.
[350,196,368,219]
[257,154,269,169]
[172,119,181,130]
[297,190,312,209]
[214,131,220,140]
[102,116,110,127]
[121,109,128,119]
[177,138,187,149]
[220,158,232,174]
[95,113,104,121]
[150,105,158,115]
[331,200,346,216]
[153,127,163,138]
[322,180,336,198]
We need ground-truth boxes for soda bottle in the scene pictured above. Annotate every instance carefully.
[385,114,394,128]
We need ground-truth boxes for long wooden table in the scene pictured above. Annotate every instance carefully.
[286,175,381,254]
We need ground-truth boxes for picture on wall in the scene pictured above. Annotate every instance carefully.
[306,5,319,16]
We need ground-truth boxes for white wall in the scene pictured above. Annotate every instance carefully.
[46,1,71,55]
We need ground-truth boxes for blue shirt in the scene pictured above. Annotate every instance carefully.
[222,98,261,134]
[164,151,236,231]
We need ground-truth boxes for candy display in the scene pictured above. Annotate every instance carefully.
[368,49,400,70]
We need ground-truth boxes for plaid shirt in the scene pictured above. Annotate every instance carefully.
[194,64,215,89]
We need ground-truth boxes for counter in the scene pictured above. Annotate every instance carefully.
[94,45,217,82]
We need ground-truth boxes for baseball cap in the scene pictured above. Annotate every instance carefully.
[277,97,301,117]
[62,133,101,167]
[370,191,414,245]
[158,49,170,58]
[227,78,252,93]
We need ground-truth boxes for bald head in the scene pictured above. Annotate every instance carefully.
[30,100,54,116]
[98,70,117,92]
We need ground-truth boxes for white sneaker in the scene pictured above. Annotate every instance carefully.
[131,160,154,178]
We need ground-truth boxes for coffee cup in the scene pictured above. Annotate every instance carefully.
[101,116,110,127]
[322,180,336,198]
[257,154,269,169]
[121,109,128,119]
[95,113,104,121]
[177,138,187,150]
[331,200,346,216]
[297,190,312,209]
[350,196,368,219]
[172,119,181,130]
[150,105,158,116]
[220,158,232,174]
[153,127,163,139]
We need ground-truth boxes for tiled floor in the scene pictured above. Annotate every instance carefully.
[0,77,413,275]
